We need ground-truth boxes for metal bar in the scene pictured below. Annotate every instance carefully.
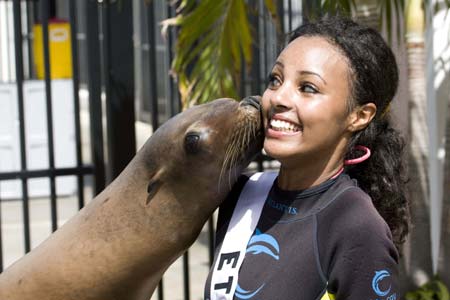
[288,0,293,32]
[251,2,267,174]
[257,153,264,172]
[252,1,267,172]
[183,252,190,300]
[263,2,269,78]
[25,0,34,78]
[0,192,3,272]
[255,2,265,181]
[250,0,264,183]
[208,216,215,266]
[0,166,94,181]
[69,0,85,209]
[41,0,58,232]
[276,0,285,50]
[101,1,112,181]
[249,0,262,95]
[49,0,56,18]
[154,4,164,297]
[158,279,164,300]
[166,4,179,116]
[85,0,106,195]
[32,0,38,25]
[12,0,31,254]
[102,0,136,181]
[147,0,159,130]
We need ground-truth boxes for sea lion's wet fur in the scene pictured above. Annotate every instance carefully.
[0,98,263,300]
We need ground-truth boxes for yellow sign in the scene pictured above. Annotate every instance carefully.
[33,21,73,79]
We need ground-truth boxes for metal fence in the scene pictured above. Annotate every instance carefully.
[0,0,303,299]
[0,0,100,264]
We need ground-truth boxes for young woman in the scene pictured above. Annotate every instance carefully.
[205,15,409,300]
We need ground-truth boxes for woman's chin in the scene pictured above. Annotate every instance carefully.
[263,140,301,162]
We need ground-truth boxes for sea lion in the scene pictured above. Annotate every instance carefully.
[0,96,264,300]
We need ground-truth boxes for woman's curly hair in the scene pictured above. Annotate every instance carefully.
[289,15,410,251]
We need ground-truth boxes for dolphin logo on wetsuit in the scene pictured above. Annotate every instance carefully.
[372,270,391,297]
[235,229,280,299]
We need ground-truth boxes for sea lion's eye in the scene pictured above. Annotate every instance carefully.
[184,133,201,154]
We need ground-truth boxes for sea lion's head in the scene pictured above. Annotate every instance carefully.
[141,96,264,209]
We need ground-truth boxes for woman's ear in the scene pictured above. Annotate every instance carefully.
[347,103,377,132]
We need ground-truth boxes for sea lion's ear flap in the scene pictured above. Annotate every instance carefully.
[146,178,162,205]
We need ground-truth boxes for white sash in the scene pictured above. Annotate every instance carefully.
[210,171,278,300]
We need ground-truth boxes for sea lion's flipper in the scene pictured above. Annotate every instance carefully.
[146,178,162,205]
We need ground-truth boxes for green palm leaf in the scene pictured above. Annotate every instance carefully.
[162,0,253,108]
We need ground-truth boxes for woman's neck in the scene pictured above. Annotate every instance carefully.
[277,158,344,191]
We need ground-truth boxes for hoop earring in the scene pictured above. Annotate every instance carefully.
[344,145,371,165]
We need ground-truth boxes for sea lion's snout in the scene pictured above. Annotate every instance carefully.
[239,96,263,133]
[219,96,264,182]
[239,96,264,144]
[240,95,261,110]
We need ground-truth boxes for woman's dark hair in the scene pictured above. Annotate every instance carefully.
[289,15,409,250]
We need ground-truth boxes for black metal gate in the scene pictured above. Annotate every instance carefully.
[0,0,102,263]
[0,0,302,299]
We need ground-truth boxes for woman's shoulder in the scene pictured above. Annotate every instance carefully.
[316,176,399,281]
[318,175,393,238]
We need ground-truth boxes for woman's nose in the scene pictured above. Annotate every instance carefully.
[270,83,294,111]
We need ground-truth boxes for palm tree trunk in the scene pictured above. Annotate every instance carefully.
[353,0,379,29]
[441,98,450,285]
[404,0,434,286]
[437,4,450,280]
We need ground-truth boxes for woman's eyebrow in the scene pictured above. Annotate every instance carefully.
[297,70,327,85]
[272,61,327,85]
[274,61,284,69]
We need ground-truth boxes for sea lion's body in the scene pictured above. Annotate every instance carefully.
[0,97,263,300]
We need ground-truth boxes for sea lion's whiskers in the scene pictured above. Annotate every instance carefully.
[226,131,243,188]
[228,124,247,185]
[219,145,233,187]
[219,118,259,191]
[220,125,243,190]
[220,125,246,189]
[219,144,236,190]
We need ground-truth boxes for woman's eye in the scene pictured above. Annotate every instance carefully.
[300,83,318,94]
[267,74,281,88]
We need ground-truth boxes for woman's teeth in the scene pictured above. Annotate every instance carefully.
[270,119,301,132]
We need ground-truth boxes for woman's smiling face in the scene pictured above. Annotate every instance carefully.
[262,36,354,167]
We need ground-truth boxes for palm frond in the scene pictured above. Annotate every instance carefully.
[264,0,277,19]
[163,0,253,108]
[320,0,355,16]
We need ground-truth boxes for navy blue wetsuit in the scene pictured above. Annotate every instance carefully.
[204,173,399,300]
